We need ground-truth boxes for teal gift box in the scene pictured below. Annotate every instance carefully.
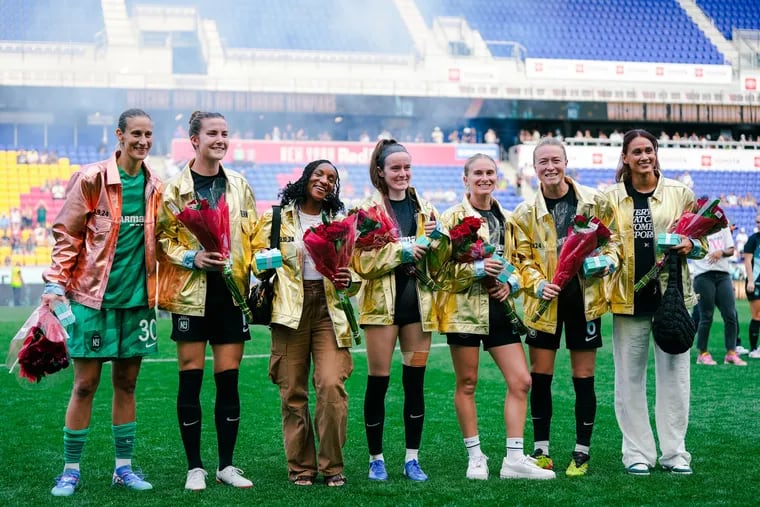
[415,235,431,248]
[428,222,444,240]
[583,256,609,277]
[492,253,516,283]
[255,249,283,270]
[657,232,682,251]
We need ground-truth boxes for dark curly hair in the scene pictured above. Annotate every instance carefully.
[279,159,344,214]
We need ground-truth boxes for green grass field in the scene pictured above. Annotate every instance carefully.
[1,302,758,506]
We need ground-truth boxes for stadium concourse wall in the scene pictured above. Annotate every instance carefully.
[514,143,760,171]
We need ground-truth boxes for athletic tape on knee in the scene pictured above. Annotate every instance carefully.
[401,351,429,367]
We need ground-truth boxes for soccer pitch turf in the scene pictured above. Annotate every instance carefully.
[1,303,758,506]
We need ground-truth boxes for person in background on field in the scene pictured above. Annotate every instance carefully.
[744,212,760,358]
[352,139,448,482]
[252,159,356,487]
[438,154,555,481]
[11,262,23,306]
[605,129,707,476]
[157,111,257,491]
[692,226,746,366]
[42,108,160,497]
[513,137,619,477]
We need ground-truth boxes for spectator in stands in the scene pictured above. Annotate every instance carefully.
[9,207,21,233]
[157,110,257,491]
[51,180,66,200]
[352,138,447,483]
[610,130,623,143]
[43,108,160,497]
[27,149,40,164]
[21,206,34,228]
[39,150,49,163]
[692,226,746,366]
[461,127,476,144]
[0,212,8,232]
[431,127,443,144]
[252,159,355,488]
[736,227,749,255]
[484,128,498,145]
[513,137,619,478]
[17,150,27,164]
[449,129,461,144]
[678,171,694,190]
[744,213,760,359]
[606,129,706,476]
[360,130,371,143]
[437,154,555,481]
[659,131,670,142]
[33,223,49,246]
[272,126,281,140]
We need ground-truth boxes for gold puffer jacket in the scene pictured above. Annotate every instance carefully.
[156,162,257,316]
[351,189,450,332]
[251,203,360,348]
[436,196,523,335]
[605,177,707,314]
[513,177,621,334]
[43,152,161,310]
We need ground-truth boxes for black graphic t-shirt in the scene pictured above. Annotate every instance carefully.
[475,203,505,256]
[389,195,418,303]
[545,189,580,297]
[625,182,661,315]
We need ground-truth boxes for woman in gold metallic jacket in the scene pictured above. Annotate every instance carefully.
[437,154,555,481]
[157,111,257,491]
[251,159,356,487]
[605,129,707,476]
[352,139,448,482]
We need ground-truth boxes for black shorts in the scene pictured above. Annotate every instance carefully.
[746,279,760,301]
[394,271,421,327]
[171,272,251,344]
[526,286,602,350]
[447,299,522,350]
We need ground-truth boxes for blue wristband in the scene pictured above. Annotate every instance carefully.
[506,274,520,293]
[537,280,547,298]
[473,260,487,279]
[183,250,199,269]
[44,282,65,296]
[401,241,415,264]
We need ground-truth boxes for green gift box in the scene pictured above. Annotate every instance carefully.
[657,232,682,251]
[492,253,516,283]
[255,249,283,270]
[415,235,431,248]
[583,256,609,277]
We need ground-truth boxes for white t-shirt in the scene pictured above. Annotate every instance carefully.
[298,209,324,281]
[690,227,735,276]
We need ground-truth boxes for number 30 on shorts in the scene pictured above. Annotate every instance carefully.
[139,318,158,343]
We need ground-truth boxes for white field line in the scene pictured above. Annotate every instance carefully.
[142,341,448,363]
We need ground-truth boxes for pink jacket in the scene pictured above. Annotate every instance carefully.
[43,152,161,309]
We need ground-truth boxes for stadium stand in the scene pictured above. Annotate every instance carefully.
[125,0,414,53]
[0,0,104,42]
[696,0,760,39]
[416,0,724,63]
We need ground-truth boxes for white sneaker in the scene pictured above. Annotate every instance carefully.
[185,468,208,491]
[500,456,556,480]
[749,349,760,359]
[735,345,749,355]
[216,466,253,488]
[466,455,489,480]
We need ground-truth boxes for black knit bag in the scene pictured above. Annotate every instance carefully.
[651,254,696,354]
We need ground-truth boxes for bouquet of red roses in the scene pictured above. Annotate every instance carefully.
[634,197,727,292]
[450,216,528,334]
[303,213,361,344]
[532,214,611,322]
[171,193,253,322]
[354,205,398,251]
[8,305,70,383]
[353,205,439,290]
